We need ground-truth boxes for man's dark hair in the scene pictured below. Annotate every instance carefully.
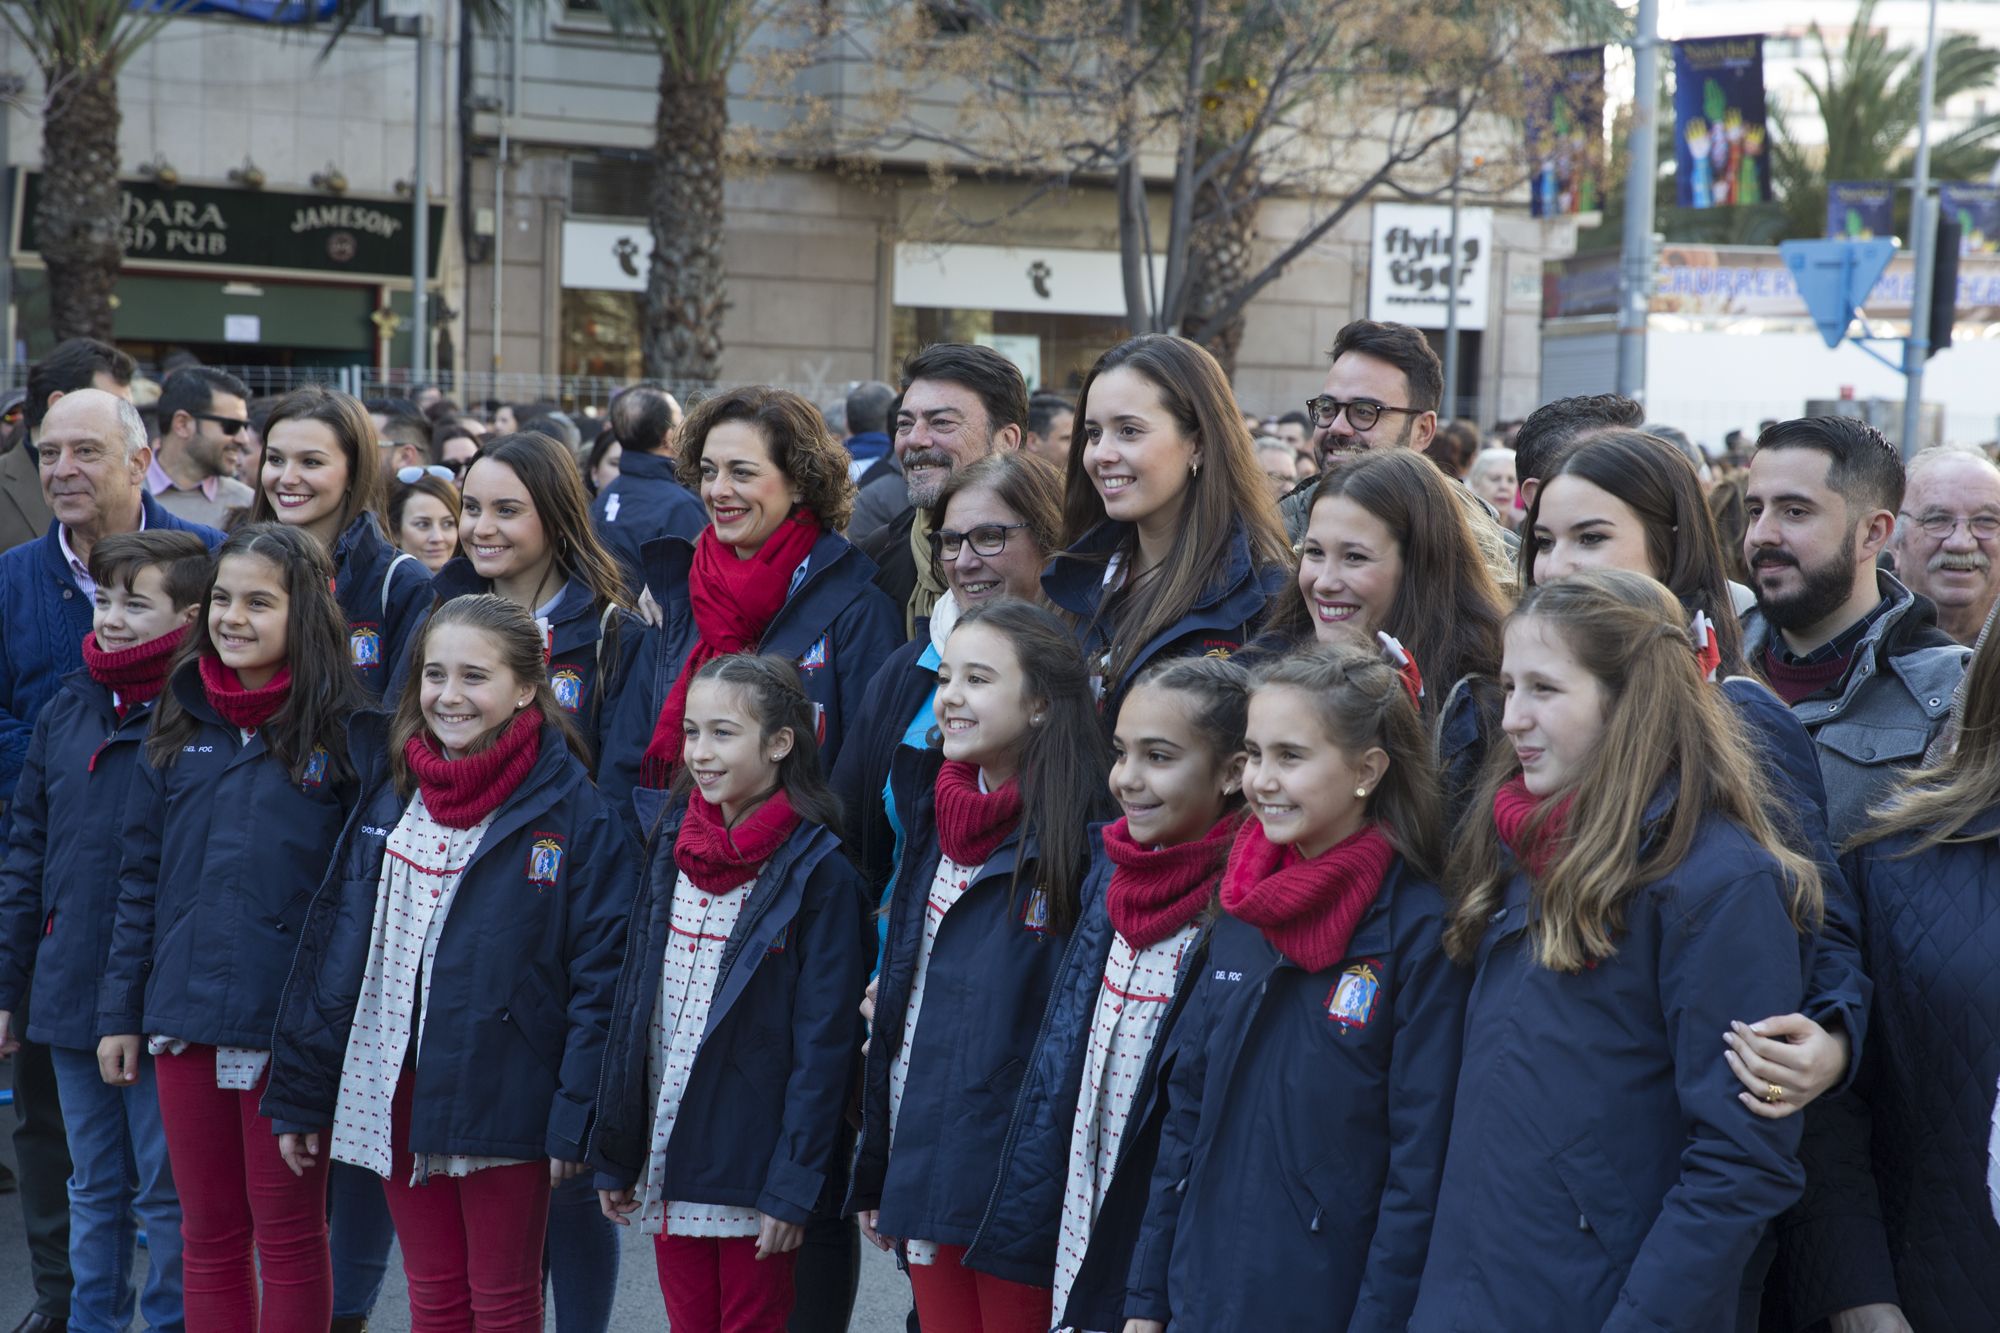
[379,411,433,460]
[1277,409,1312,430]
[1027,391,1074,439]
[899,343,1030,436]
[156,367,250,437]
[364,396,420,419]
[1513,393,1645,483]
[610,384,678,454]
[27,337,136,433]
[846,380,896,437]
[1754,415,1907,515]
[1327,320,1444,415]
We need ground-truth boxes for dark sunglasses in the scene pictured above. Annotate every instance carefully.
[192,412,249,436]
[397,465,456,484]
[930,522,1029,560]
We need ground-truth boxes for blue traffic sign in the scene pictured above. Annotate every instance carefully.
[1781,238,1898,349]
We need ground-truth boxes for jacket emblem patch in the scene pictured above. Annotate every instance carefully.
[526,833,565,889]
[1022,888,1050,934]
[551,666,585,713]
[766,924,790,955]
[1327,960,1381,1031]
[301,747,330,790]
[349,625,381,668]
[798,636,829,672]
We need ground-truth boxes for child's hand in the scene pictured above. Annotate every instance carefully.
[1123,1321,1166,1333]
[0,1009,17,1057]
[859,976,877,1026]
[279,1132,321,1177]
[1725,1014,1850,1118]
[856,1208,893,1253]
[598,1187,639,1226]
[96,1034,141,1086]
[549,1157,587,1188]
[755,1213,804,1260]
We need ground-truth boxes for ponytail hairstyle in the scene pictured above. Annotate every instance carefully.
[388,594,588,798]
[1444,570,1823,970]
[148,523,366,784]
[1125,654,1251,816]
[1250,637,1442,877]
[948,598,1116,934]
[669,652,844,838]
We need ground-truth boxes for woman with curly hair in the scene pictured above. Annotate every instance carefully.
[600,385,901,829]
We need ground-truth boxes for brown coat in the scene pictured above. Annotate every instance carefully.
[0,439,51,555]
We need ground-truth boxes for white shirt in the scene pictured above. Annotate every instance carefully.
[57,502,147,598]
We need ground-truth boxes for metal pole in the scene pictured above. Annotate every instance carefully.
[1443,97,1461,421]
[412,5,430,384]
[1617,0,1660,401]
[1902,0,1943,456]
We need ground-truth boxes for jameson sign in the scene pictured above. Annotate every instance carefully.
[16,173,442,278]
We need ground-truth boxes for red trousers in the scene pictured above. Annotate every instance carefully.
[906,1243,1051,1333]
[152,1044,332,1333]
[654,1232,799,1332]
[379,1073,551,1332]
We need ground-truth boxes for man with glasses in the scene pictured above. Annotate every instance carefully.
[147,367,254,528]
[1888,444,2000,645]
[376,410,432,483]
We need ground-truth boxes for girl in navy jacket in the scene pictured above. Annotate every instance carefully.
[965,655,1246,1330]
[97,522,367,1332]
[590,653,868,1332]
[1410,570,1826,1333]
[1124,638,1464,1333]
[847,599,1115,1333]
[0,530,207,1333]
[262,592,635,1332]
[249,384,435,700]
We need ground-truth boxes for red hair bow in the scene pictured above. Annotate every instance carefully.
[1376,632,1424,707]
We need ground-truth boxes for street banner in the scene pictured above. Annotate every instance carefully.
[1826,182,1895,239]
[1939,183,2000,255]
[1673,35,1769,210]
[1527,47,1606,218]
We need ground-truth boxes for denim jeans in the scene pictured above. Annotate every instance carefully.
[48,1044,184,1333]
[544,1172,618,1333]
[329,1159,396,1319]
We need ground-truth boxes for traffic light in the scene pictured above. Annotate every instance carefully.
[1930,213,1961,359]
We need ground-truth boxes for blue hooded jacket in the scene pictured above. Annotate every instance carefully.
[589,450,707,596]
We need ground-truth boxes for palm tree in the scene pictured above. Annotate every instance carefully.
[1769,0,2000,240]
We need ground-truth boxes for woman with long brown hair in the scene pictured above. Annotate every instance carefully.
[1042,334,1289,721]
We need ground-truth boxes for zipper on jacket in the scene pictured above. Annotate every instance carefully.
[589,817,680,1169]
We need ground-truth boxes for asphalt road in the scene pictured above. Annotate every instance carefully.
[0,1060,915,1331]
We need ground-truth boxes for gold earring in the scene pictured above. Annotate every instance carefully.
[1354,786,1368,799]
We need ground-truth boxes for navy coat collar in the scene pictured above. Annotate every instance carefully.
[431,558,609,654]
[1041,519,1269,660]
[642,528,877,660]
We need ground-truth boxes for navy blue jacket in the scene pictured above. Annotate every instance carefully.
[332,513,434,702]
[590,451,707,596]
[1409,803,1810,1333]
[598,530,900,824]
[261,715,635,1162]
[1042,520,1284,721]
[828,636,937,900]
[428,558,641,768]
[0,672,160,1047]
[963,828,1215,1312]
[1127,856,1466,1332]
[588,801,870,1224]
[0,495,221,808]
[845,748,1072,1250]
[97,661,357,1048]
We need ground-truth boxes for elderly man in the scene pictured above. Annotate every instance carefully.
[1889,444,2000,646]
[0,339,137,555]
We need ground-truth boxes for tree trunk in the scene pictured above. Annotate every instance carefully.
[37,55,123,342]
[1178,144,1255,380]
[642,64,727,384]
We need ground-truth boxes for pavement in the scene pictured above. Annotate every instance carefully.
[0,1059,915,1331]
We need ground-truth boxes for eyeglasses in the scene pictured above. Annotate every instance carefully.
[1303,397,1423,432]
[397,465,456,485]
[1905,510,2000,540]
[192,412,249,436]
[930,522,1029,560]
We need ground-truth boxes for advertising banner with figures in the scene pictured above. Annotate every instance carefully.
[1673,35,1769,210]
[1826,182,1895,240]
[1527,48,1607,218]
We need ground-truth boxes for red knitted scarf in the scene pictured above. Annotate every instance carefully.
[1219,819,1394,972]
[935,759,1024,866]
[1760,643,1854,706]
[198,654,293,732]
[639,513,822,787]
[82,626,186,711]
[1102,813,1235,949]
[1492,775,1576,878]
[403,706,544,829]
[675,788,801,893]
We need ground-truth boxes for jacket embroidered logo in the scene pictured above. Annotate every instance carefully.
[349,625,381,667]
[1022,889,1050,934]
[551,667,585,713]
[526,834,565,889]
[798,636,829,671]
[301,747,330,790]
[1327,960,1381,1031]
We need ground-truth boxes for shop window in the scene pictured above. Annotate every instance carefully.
[892,306,1130,394]
[562,289,644,380]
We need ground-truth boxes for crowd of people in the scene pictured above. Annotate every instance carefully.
[0,318,1994,1333]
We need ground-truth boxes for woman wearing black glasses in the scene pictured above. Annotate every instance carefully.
[249,384,436,701]
[832,450,1065,902]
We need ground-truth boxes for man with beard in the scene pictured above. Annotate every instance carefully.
[857,343,1027,639]
[147,367,253,527]
[1741,415,1969,841]
[1887,444,2000,646]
